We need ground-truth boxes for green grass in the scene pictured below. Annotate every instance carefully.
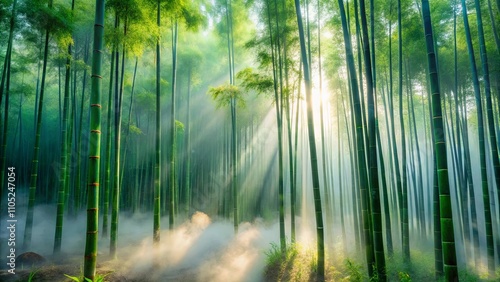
[28,268,40,282]
[343,259,365,281]
[264,242,299,267]
[64,265,111,282]
[264,242,285,266]
[264,242,500,281]
[264,242,312,281]
[64,273,109,282]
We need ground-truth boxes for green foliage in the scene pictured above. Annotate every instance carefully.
[208,84,246,108]
[56,31,73,51]
[135,91,156,113]
[264,241,298,266]
[384,251,430,280]
[255,49,273,68]
[370,264,379,282]
[266,250,500,281]
[457,271,479,282]
[105,0,159,56]
[64,273,107,282]
[64,274,82,282]
[473,265,500,281]
[175,119,185,132]
[0,0,12,29]
[104,20,125,50]
[28,268,40,282]
[129,124,143,135]
[398,271,411,282]
[20,0,73,47]
[11,83,33,97]
[236,67,274,96]
[178,1,206,31]
[178,45,203,73]
[264,242,282,266]
[308,249,318,273]
[107,0,143,20]
[344,259,365,281]
[264,242,305,281]
[64,266,112,282]
[213,0,255,49]
[156,0,206,31]
[73,59,90,72]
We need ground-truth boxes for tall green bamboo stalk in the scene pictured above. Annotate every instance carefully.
[23,0,53,251]
[54,25,73,255]
[0,0,16,214]
[185,68,191,213]
[110,15,124,258]
[421,0,458,279]
[0,0,17,198]
[83,0,104,279]
[294,0,324,279]
[460,0,495,275]
[474,0,500,219]
[264,0,285,252]
[338,0,375,276]
[359,0,386,277]
[54,0,77,253]
[170,19,178,230]
[398,0,410,262]
[102,50,115,238]
[154,0,161,244]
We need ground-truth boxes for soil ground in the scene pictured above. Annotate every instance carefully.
[0,254,199,282]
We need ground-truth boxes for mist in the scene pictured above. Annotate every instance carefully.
[2,0,500,280]
[1,204,290,281]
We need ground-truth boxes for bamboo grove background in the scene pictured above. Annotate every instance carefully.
[0,0,500,280]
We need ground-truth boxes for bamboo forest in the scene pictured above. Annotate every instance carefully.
[1,0,500,281]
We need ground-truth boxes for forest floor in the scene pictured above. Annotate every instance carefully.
[0,243,497,282]
[263,243,498,282]
[263,251,424,282]
[0,209,497,281]
[0,255,198,282]
[0,211,272,282]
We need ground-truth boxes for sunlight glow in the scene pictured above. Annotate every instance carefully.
[118,212,210,277]
[199,226,261,281]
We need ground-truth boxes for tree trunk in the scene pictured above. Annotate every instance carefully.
[337,0,375,276]
[460,0,495,275]
[102,50,115,238]
[83,0,104,278]
[359,0,386,278]
[154,0,161,244]
[294,0,325,279]
[23,0,53,251]
[397,0,410,263]
[54,27,73,255]
[185,68,192,214]
[0,0,16,212]
[170,19,178,230]
[474,0,500,225]
[110,15,124,258]
[421,0,458,279]
[265,0,285,252]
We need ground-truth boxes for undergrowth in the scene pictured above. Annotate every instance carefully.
[264,242,312,281]
[64,265,112,282]
[64,273,109,282]
[264,244,500,281]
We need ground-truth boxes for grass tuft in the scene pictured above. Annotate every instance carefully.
[264,242,312,281]
[344,259,365,281]
[28,268,40,282]
[398,271,411,282]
